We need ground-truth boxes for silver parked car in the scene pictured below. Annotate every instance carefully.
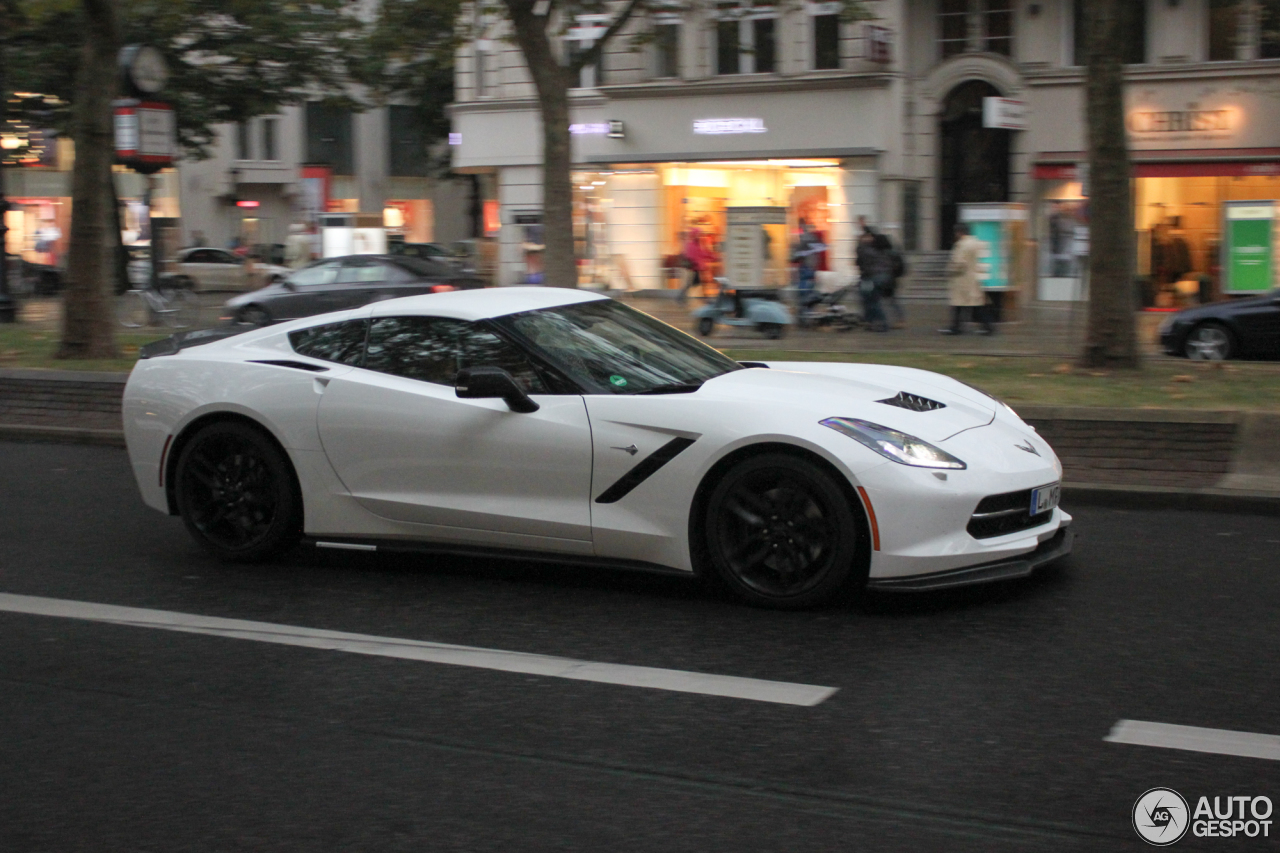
[221,254,486,326]
[166,247,291,293]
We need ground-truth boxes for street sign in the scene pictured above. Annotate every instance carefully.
[114,100,176,167]
[1223,201,1275,294]
[983,97,1027,130]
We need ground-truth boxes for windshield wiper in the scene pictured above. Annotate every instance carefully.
[635,381,704,395]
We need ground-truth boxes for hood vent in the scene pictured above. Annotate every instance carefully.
[878,391,946,412]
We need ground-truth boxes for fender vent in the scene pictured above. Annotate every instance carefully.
[878,392,945,412]
[249,359,330,373]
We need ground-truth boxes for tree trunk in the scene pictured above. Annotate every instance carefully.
[504,1,577,288]
[58,0,121,359]
[1079,0,1138,368]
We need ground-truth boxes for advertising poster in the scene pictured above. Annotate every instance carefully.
[1223,201,1275,294]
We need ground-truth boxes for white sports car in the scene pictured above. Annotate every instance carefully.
[123,287,1073,608]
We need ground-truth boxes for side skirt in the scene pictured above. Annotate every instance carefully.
[301,536,695,578]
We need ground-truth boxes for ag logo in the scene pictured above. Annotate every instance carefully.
[1133,788,1190,845]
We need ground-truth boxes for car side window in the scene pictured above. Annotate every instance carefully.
[364,316,547,393]
[289,320,369,366]
[289,261,341,287]
[186,249,215,263]
[336,261,387,284]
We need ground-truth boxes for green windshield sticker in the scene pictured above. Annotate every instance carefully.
[609,375,628,388]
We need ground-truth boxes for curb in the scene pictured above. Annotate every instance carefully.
[0,424,126,447]
[1062,483,1280,515]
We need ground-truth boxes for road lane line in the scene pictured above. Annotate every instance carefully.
[0,593,837,706]
[1106,719,1280,761]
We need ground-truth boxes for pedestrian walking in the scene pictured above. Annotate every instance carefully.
[791,218,826,296]
[855,231,890,332]
[940,223,993,335]
[874,231,907,329]
[284,223,313,269]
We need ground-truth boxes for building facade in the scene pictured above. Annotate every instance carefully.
[450,0,1280,299]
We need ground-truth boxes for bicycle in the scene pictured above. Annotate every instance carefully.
[117,279,201,329]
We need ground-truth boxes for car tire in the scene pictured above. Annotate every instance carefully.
[760,322,784,340]
[1184,321,1234,360]
[238,305,272,327]
[697,317,714,336]
[174,421,302,563]
[703,453,859,609]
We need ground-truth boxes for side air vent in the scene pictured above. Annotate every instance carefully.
[249,359,330,373]
[877,391,946,412]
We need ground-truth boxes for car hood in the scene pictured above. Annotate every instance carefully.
[695,362,997,442]
[1173,290,1279,321]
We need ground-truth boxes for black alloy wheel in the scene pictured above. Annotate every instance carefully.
[238,305,272,327]
[1184,321,1234,360]
[704,453,859,608]
[174,421,301,562]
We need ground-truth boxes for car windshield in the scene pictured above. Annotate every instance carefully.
[496,299,742,394]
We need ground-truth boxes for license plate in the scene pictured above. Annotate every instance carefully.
[1031,483,1060,516]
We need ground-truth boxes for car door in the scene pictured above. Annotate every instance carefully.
[180,249,221,291]
[316,315,594,552]
[333,257,392,311]
[208,249,247,290]
[270,259,345,319]
[1229,292,1280,357]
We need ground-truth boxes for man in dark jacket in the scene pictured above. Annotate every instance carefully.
[855,231,889,332]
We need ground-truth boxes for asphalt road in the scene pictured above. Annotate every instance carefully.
[1,440,1278,852]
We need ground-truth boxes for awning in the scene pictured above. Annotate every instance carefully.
[1033,148,1280,179]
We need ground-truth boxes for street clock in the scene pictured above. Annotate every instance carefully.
[121,45,169,95]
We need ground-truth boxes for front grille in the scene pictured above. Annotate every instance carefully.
[878,391,946,412]
[967,489,1053,539]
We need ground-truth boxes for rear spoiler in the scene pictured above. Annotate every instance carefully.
[138,325,253,359]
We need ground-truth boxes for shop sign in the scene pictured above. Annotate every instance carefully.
[865,25,892,64]
[570,122,610,135]
[693,118,767,135]
[1223,201,1275,294]
[114,100,175,166]
[725,206,786,289]
[983,98,1026,131]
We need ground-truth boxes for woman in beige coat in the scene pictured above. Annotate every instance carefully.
[941,223,993,335]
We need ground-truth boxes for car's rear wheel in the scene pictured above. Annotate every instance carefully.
[238,305,272,327]
[697,317,714,336]
[704,453,858,608]
[1185,321,1234,360]
[174,421,301,562]
[759,322,784,340]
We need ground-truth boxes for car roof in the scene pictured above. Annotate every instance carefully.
[368,286,608,321]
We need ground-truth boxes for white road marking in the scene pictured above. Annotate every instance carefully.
[0,593,837,707]
[1106,719,1280,761]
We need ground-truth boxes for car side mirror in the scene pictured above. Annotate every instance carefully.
[280,278,296,291]
[455,366,540,413]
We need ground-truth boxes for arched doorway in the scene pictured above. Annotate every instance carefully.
[938,80,1010,249]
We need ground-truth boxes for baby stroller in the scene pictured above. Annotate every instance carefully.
[795,282,860,331]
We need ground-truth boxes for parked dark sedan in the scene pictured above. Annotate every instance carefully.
[1160,289,1280,360]
[221,254,485,326]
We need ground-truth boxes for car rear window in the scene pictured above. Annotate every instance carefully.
[390,257,452,278]
[288,320,369,365]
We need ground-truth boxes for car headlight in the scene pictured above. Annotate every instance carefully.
[820,417,967,470]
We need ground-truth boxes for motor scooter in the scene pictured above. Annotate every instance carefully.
[692,279,793,339]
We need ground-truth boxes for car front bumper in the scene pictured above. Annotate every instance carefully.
[865,523,1073,592]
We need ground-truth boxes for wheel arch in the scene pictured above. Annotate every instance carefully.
[686,441,873,584]
[163,410,302,516]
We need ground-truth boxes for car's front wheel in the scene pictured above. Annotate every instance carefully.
[1185,321,1234,360]
[238,305,272,327]
[174,421,301,562]
[703,453,860,608]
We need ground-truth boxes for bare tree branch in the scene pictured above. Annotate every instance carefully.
[570,0,644,72]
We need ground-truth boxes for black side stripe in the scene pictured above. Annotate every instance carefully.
[595,437,697,504]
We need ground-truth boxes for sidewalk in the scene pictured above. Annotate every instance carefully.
[621,292,1171,359]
